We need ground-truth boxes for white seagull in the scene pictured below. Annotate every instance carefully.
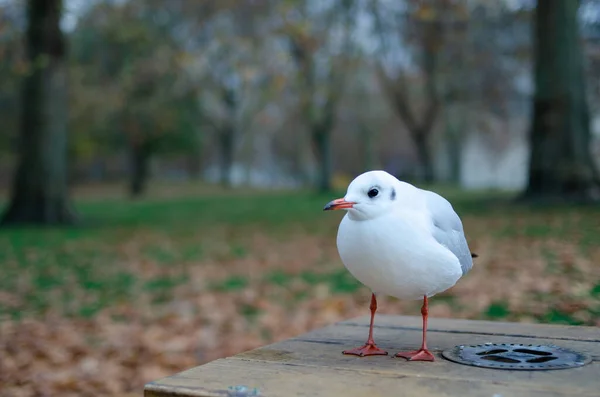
[324,170,475,361]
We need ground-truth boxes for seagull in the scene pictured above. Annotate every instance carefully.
[323,170,475,361]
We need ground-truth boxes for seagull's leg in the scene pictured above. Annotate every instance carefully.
[395,295,435,361]
[342,293,388,357]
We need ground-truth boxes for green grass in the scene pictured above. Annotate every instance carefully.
[541,309,585,326]
[261,268,362,293]
[485,301,511,320]
[0,189,343,319]
[74,190,343,230]
[210,275,249,292]
[0,184,599,323]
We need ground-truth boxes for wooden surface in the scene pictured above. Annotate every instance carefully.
[144,315,600,397]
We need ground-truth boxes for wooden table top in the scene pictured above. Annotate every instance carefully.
[144,315,600,397]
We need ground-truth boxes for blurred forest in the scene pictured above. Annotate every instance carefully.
[0,0,598,220]
[1,0,600,396]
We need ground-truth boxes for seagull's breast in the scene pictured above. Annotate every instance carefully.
[336,211,462,300]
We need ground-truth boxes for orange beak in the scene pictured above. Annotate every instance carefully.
[323,198,355,211]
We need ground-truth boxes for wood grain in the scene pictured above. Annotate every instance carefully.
[144,315,600,397]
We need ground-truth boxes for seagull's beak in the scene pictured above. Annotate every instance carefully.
[323,198,355,211]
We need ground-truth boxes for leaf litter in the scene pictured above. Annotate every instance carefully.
[0,210,599,396]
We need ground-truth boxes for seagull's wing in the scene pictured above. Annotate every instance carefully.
[422,190,473,276]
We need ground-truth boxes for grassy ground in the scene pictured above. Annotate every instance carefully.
[0,182,599,396]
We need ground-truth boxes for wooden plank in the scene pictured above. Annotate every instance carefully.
[228,336,599,394]
[145,316,600,397]
[339,314,600,341]
[288,320,600,359]
[146,359,589,397]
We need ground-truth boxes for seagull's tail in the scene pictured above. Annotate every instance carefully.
[471,253,479,258]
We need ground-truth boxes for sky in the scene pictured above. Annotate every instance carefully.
[63,0,88,31]
[1,0,599,33]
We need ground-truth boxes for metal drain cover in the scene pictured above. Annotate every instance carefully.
[442,343,592,370]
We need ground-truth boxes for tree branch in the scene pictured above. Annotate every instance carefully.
[375,62,419,133]
[419,20,441,136]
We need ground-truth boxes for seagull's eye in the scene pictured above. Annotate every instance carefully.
[367,188,379,198]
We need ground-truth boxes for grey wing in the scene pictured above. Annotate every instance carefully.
[423,190,473,276]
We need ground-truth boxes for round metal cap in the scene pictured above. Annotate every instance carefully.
[442,343,592,370]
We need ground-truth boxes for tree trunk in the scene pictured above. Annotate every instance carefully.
[414,133,434,184]
[186,130,203,180]
[290,132,313,186]
[444,105,464,185]
[360,124,376,172]
[312,128,332,193]
[187,153,201,180]
[129,142,151,198]
[219,128,234,188]
[1,0,77,225]
[446,129,461,185]
[523,0,600,201]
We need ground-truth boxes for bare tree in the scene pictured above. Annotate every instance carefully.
[201,80,239,188]
[1,0,77,225]
[371,0,443,183]
[283,0,356,192]
[523,0,600,201]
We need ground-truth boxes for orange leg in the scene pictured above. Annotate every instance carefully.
[343,293,388,357]
[395,295,435,361]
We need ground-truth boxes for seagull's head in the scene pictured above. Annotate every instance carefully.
[323,170,401,220]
